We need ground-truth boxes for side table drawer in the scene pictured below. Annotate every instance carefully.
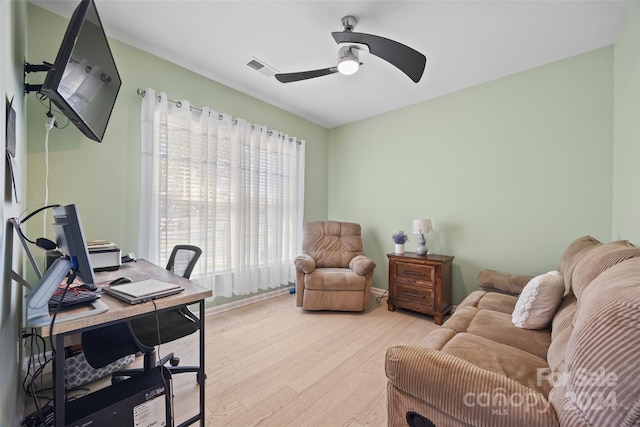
[393,261,435,285]
[392,282,435,311]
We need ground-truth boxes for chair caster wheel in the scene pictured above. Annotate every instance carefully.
[170,356,180,366]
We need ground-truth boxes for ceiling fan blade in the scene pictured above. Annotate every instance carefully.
[332,31,426,83]
[275,67,338,83]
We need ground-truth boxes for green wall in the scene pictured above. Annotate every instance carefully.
[612,1,640,243]
[25,4,329,262]
[328,47,615,304]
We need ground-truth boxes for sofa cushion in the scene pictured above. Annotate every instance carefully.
[544,294,576,377]
[437,295,551,359]
[468,310,551,359]
[550,258,640,427]
[440,333,552,396]
[550,293,577,340]
[546,325,571,375]
[512,271,565,329]
[457,289,517,315]
[570,239,640,299]
[436,305,478,333]
[557,235,601,294]
[477,269,533,295]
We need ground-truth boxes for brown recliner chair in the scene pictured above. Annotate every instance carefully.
[295,221,376,311]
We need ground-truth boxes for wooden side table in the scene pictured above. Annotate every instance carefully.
[387,252,454,325]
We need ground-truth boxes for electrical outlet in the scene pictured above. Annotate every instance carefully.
[45,115,56,130]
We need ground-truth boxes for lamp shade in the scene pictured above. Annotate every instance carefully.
[412,219,433,234]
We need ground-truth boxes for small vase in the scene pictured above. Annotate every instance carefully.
[395,243,405,254]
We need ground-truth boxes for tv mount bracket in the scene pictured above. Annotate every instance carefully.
[24,61,52,94]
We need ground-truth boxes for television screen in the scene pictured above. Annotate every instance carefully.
[41,0,121,142]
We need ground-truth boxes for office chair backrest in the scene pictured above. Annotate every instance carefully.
[166,245,202,279]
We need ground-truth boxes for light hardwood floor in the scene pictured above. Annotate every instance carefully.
[195,292,438,427]
[23,293,440,426]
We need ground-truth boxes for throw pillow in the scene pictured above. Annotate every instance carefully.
[512,271,565,329]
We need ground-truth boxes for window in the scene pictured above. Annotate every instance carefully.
[139,89,305,298]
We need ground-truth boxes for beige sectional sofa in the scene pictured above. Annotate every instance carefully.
[385,236,640,427]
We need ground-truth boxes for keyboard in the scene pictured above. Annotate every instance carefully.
[49,289,100,308]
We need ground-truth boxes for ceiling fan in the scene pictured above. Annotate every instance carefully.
[275,15,427,84]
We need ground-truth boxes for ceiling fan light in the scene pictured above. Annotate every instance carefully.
[337,46,359,75]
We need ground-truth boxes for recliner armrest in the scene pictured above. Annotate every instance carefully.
[295,254,316,274]
[386,345,557,427]
[349,255,376,276]
[477,269,533,296]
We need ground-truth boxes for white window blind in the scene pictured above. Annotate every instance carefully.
[139,88,305,298]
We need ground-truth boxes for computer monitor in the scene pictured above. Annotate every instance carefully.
[51,204,96,286]
[25,204,96,327]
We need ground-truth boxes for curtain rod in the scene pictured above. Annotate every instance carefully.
[137,88,217,118]
[137,88,248,130]
[136,88,301,144]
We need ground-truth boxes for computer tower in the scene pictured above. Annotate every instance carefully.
[64,366,173,427]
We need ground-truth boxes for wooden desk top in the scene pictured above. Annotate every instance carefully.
[41,260,212,337]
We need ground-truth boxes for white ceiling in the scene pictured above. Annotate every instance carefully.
[29,0,631,129]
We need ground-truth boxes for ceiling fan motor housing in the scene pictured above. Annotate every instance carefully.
[341,15,358,32]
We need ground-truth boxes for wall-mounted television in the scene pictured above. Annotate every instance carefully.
[41,0,121,142]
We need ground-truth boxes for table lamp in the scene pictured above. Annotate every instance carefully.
[412,219,433,256]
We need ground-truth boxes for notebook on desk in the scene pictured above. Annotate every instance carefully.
[103,279,184,304]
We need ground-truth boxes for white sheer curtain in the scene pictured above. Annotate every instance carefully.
[139,88,305,298]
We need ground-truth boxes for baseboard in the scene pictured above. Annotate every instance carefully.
[370,287,387,296]
[205,286,294,316]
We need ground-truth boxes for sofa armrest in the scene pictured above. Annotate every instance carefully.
[349,255,376,276]
[477,269,533,295]
[295,254,316,274]
[385,345,557,427]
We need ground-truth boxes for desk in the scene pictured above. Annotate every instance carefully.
[40,260,212,427]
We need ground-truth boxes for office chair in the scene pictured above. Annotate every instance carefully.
[81,245,205,383]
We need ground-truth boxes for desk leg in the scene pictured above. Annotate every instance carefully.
[54,333,65,426]
[199,299,205,426]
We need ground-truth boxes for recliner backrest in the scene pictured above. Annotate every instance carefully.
[302,221,363,268]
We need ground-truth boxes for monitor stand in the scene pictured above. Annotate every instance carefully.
[10,220,109,328]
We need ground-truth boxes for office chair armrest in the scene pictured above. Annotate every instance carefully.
[295,254,316,274]
[349,255,376,276]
